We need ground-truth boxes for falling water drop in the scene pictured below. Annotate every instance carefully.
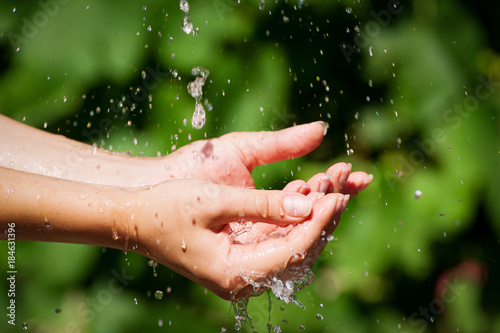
[259,0,266,10]
[154,290,164,300]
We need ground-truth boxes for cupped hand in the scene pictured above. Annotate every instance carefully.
[131,166,372,300]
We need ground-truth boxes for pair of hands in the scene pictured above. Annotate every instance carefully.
[128,122,372,299]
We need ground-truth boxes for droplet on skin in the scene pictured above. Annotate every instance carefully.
[279,206,285,218]
[181,238,187,251]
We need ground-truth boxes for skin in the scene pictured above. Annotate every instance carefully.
[0,115,373,299]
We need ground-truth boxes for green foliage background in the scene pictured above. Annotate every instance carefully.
[0,0,499,332]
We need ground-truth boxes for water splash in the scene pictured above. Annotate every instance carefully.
[187,66,210,129]
[179,0,197,35]
[231,267,314,330]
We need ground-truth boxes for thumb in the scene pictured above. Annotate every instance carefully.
[221,121,328,170]
[202,185,313,228]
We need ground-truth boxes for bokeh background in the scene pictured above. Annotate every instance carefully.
[0,0,499,332]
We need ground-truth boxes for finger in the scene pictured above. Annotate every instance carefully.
[344,172,373,198]
[201,184,314,228]
[326,162,352,193]
[221,121,327,170]
[283,180,311,195]
[306,173,330,192]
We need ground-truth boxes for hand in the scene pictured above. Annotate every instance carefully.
[131,165,372,300]
[148,121,329,188]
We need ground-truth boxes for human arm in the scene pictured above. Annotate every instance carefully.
[0,115,334,189]
[0,165,368,299]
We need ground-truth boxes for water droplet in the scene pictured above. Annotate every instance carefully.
[191,103,206,129]
[414,190,422,199]
[133,297,138,305]
[278,204,287,218]
[166,286,172,294]
[154,290,164,300]
[345,7,352,14]
[315,313,323,320]
[259,0,266,10]
[299,325,305,330]
[55,307,61,314]
[158,318,164,327]
[439,212,445,216]
[22,322,28,330]
[182,15,194,34]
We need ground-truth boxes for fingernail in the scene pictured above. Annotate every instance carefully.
[312,121,329,136]
[366,174,374,183]
[283,194,312,218]
[343,163,352,173]
[342,194,350,211]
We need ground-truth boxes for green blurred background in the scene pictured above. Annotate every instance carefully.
[0,0,499,332]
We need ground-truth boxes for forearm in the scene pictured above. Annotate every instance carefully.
[0,166,138,250]
[0,114,161,186]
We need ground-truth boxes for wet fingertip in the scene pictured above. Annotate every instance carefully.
[323,122,329,136]
[311,120,329,136]
[342,194,350,210]
[366,174,374,183]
